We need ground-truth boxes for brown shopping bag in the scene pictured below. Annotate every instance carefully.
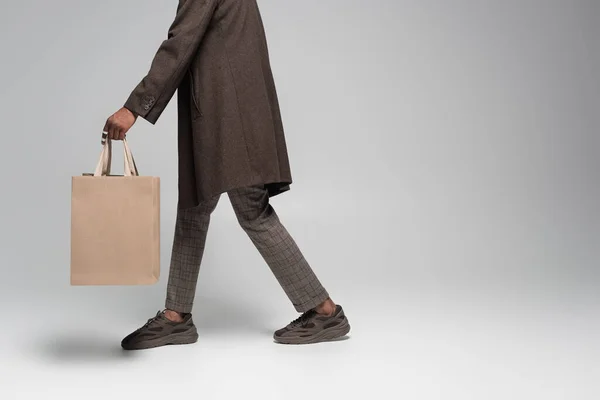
[70,139,160,285]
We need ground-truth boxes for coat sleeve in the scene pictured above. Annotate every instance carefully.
[123,0,218,124]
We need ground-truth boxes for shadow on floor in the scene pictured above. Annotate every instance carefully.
[271,335,352,345]
[31,295,296,363]
[36,335,137,363]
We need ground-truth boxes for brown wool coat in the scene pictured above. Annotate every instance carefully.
[123,0,292,209]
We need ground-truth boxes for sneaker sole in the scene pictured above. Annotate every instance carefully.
[273,317,351,345]
[121,330,199,350]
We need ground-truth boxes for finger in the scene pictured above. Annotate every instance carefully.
[122,123,130,139]
[109,123,119,140]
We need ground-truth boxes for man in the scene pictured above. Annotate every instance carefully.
[103,0,350,349]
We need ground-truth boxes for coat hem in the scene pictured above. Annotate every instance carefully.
[177,178,292,210]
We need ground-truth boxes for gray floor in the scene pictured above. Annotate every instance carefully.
[1,284,598,399]
[1,207,598,400]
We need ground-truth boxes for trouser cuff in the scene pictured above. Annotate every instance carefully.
[293,289,330,313]
[165,300,194,314]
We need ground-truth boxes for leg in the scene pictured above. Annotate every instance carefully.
[228,185,350,344]
[227,184,330,313]
[165,194,221,314]
[121,195,220,350]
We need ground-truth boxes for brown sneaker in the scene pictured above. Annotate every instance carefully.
[121,311,198,350]
[273,305,351,345]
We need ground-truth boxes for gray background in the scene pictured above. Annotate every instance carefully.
[0,0,598,399]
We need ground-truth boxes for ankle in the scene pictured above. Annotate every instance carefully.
[315,298,336,316]
[164,309,185,322]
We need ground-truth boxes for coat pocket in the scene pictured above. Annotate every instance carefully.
[188,68,202,118]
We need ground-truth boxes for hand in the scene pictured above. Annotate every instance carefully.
[103,107,138,142]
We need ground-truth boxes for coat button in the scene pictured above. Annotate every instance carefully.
[142,96,155,110]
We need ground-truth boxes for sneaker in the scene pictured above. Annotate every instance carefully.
[121,310,198,350]
[273,305,351,344]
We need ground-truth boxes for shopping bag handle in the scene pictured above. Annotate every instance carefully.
[93,138,139,177]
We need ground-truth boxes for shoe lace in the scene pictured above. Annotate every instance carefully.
[289,309,317,328]
[142,312,163,329]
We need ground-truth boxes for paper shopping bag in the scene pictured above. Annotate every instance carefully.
[70,139,160,285]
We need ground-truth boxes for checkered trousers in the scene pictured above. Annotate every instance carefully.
[165,184,330,314]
